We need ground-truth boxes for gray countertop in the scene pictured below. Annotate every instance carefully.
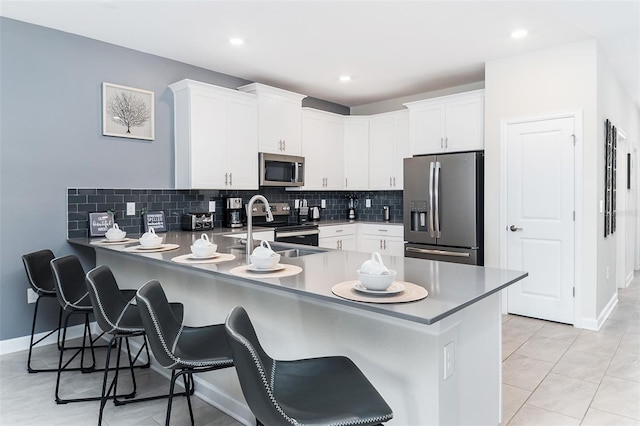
[68,231,527,325]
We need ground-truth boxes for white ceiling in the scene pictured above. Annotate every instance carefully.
[1,0,639,108]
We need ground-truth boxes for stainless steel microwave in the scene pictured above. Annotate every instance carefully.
[259,153,305,187]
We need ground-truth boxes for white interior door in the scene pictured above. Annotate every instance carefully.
[506,116,575,324]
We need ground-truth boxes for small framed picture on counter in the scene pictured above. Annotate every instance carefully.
[143,211,166,232]
[89,212,114,237]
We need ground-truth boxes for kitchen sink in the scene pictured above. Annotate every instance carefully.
[225,242,326,257]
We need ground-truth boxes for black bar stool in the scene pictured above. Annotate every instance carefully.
[225,306,393,426]
[86,265,186,425]
[50,255,111,404]
[22,249,63,373]
[135,280,234,426]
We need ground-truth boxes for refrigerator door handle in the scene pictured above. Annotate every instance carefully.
[406,247,470,257]
[429,162,435,238]
[434,161,441,238]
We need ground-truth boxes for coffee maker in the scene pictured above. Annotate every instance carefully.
[347,196,358,221]
[224,197,244,228]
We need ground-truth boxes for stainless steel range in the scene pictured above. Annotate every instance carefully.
[249,202,319,246]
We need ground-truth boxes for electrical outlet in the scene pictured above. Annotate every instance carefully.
[294,199,300,209]
[126,202,135,216]
[208,201,216,213]
[443,342,455,380]
[365,199,371,208]
[27,288,38,304]
[321,199,326,208]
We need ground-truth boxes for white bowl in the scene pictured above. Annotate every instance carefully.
[357,269,397,291]
[139,235,163,248]
[250,253,281,270]
[105,229,126,241]
[190,243,217,258]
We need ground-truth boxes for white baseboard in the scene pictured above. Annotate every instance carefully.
[580,292,618,331]
[0,323,88,356]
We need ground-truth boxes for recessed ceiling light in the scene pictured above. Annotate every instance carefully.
[339,75,351,82]
[511,29,528,39]
[229,38,245,46]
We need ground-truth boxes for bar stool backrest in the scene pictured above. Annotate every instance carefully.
[135,280,184,368]
[225,306,284,426]
[22,249,56,294]
[85,265,140,335]
[50,255,91,312]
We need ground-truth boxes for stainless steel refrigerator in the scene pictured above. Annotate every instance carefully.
[403,151,484,265]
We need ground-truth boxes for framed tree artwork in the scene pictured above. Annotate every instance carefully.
[102,82,155,140]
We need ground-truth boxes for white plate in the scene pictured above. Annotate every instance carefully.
[101,238,128,243]
[247,264,286,273]
[353,281,405,295]
[136,244,164,250]
[188,252,220,260]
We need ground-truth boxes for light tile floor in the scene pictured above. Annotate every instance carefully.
[502,275,640,425]
[1,276,638,425]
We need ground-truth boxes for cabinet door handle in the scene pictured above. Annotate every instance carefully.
[379,239,383,249]
[335,229,344,233]
[378,229,388,232]
[345,177,348,188]
[445,137,448,149]
[283,140,286,151]
[389,177,392,187]
[225,173,228,185]
[393,177,396,186]
[384,240,387,250]
[229,173,232,186]
[440,137,444,148]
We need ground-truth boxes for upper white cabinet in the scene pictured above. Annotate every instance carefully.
[404,90,484,155]
[343,116,370,190]
[368,110,410,190]
[238,83,306,155]
[301,108,344,190]
[169,79,258,189]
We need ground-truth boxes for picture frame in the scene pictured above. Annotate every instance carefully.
[143,211,166,232]
[102,82,154,140]
[89,212,114,237]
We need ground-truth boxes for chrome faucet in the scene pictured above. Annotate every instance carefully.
[246,194,274,259]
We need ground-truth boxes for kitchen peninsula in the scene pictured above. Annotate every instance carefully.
[69,231,527,425]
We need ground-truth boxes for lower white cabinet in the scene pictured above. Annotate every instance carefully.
[358,223,405,257]
[319,224,357,250]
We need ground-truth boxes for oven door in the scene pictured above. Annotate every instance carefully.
[274,228,319,246]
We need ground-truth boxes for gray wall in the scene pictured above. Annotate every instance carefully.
[0,18,347,341]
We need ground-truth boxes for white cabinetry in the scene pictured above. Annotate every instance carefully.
[343,116,370,190]
[319,224,357,251]
[404,90,484,155]
[301,108,344,190]
[359,223,405,257]
[369,110,410,190]
[169,79,257,189]
[238,83,305,155]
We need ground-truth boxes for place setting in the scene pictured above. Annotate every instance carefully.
[123,228,180,253]
[91,224,138,245]
[171,233,235,264]
[332,252,428,304]
[230,240,302,278]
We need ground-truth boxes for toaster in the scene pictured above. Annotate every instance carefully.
[181,212,214,231]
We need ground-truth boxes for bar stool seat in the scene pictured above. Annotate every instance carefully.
[225,306,393,426]
[22,249,63,373]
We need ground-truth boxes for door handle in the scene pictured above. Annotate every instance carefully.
[509,225,523,232]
